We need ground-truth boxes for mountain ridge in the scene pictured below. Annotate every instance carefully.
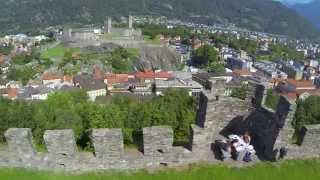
[287,0,320,29]
[0,0,319,39]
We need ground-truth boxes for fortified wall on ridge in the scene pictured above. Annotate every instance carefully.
[0,79,320,171]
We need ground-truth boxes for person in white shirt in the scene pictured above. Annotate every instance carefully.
[228,133,255,161]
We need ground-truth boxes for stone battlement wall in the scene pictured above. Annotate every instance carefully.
[0,126,208,171]
[1,80,320,171]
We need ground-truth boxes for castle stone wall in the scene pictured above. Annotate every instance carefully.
[143,126,173,157]
[0,126,196,171]
[1,81,320,171]
[91,129,124,160]
[301,125,320,149]
[4,128,36,158]
[44,130,77,157]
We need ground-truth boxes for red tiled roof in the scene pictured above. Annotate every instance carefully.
[296,89,320,96]
[279,89,320,101]
[42,72,63,81]
[278,92,298,101]
[6,88,17,99]
[286,79,315,89]
[134,71,155,79]
[105,74,129,84]
[0,54,5,64]
[93,66,104,80]
[64,75,73,83]
[134,71,173,79]
[233,69,251,77]
[155,71,173,79]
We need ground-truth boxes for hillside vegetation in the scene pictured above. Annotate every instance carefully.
[289,0,320,29]
[0,89,197,147]
[0,0,319,39]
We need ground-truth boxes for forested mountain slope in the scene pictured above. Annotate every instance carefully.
[0,0,318,38]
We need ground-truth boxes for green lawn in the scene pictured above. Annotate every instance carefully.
[0,160,319,180]
[40,44,66,59]
[40,44,80,59]
[144,35,161,45]
[126,48,140,57]
[104,32,122,39]
[265,89,280,110]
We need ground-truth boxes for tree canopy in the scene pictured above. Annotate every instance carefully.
[192,45,225,73]
[293,96,320,131]
[0,89,197,148]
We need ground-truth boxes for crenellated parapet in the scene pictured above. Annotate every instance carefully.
[0,126,200,171]
[5,128,37,158]
[1,80,320,171]
[44,130,78,157]
[143,126,173,157]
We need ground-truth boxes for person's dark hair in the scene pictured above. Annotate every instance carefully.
[231,139,239,144]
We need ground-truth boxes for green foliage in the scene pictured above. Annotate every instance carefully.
[144,35,161,45]
[1,0,319,39]
[140,24,191,40]
[40,44,70,59]
[1,160,320,180]
[7,66,38,85]
[8,50,52,85]
[0,45,13,55]
[211,35,258,57]
[256,43,304,61]
[270,44,304,61]
[256,44,304,61]
[11,49,41,65]
[230,84,248,100]
[293,96,320,131]
[193,45,225,73]
[80,47,138,73]
[264,89,280,110]
[11,54,32,65]
[0,89,197,147]
[109,48,135,73]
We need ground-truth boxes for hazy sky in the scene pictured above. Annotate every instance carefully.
[277,0,314,4]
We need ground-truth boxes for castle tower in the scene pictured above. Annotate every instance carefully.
[104,16,112,33]
[128,15,133,29]
[63,28,72,41]
[68,28,72,39]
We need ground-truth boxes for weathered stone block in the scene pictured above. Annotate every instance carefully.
[4,128,36,157]
[44,130,77,157]
[301,125,320,149]
[143,126,173,156]
[91,128,124,159]
[190,125,211,152]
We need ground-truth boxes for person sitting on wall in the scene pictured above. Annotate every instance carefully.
[229,135,246,161]
[216,139,232,161]
[241,132,255,162]
[228,133,255,162]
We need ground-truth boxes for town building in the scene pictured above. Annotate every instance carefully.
[73,75,107,101]
[42,72,64,86]
[192,72,233,90]
[226,57,252,71]
[278,60,304,80]
[314,76,320,88]
[254,61,287,79]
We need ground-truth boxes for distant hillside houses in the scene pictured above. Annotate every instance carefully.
[0,65,204,101]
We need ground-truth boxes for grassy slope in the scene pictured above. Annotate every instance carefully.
[103,32,122,40]
[40,44,66,59]
[40,44,80,59]
[0,160,320,180]
[144,35,162,45]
